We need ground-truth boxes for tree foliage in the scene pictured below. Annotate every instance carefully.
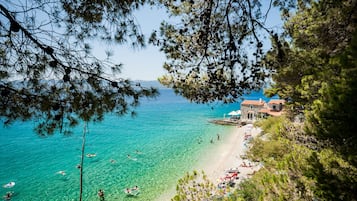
[238,117,357,201]
[264,0,357,164]
[151,0,294,103]
[0,0,158,135]
[172,170,218,201]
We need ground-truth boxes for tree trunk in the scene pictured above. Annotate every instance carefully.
[79,122,87,201]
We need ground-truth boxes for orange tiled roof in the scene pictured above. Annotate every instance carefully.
[268,99,286,105]
[241,100,265,106]
[258,108,270,113]
[258,108,283,116]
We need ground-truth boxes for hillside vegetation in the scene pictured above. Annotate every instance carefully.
[236,1,357,199]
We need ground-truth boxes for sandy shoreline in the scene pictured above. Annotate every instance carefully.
[156,124,262,200]
[199,124,262,183]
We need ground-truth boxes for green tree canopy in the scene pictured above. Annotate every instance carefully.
[264,0,357,164]
[151,0,295,103]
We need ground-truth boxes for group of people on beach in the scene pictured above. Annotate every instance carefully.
[239,161,253,168]
[215,124,261,196]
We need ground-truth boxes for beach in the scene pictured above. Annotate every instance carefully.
[156,124,262,200]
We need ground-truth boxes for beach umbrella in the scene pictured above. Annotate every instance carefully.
[228,110,241,116]
[228,111,238,116]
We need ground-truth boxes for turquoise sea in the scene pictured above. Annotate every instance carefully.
[0,88,267,201]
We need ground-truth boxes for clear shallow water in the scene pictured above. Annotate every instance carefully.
[0,89,266,201]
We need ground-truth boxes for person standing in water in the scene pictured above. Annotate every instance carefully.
[3,192,12,200]
[97,189,105,200]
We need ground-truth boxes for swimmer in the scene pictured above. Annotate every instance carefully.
[86,153,96,158]
[110,159,116,164]
[56,170,66,175]
[127,154,137,161]
[2,182,15,188]
[3,192,12,200]
[197,137,203,144]
[97,189,104,200]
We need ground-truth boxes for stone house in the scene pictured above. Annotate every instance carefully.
[240,99,266,121]
[258,99,286,118]
[240,99,285,122]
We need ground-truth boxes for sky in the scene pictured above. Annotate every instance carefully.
[92,3,283,81]
[92,6,169,81]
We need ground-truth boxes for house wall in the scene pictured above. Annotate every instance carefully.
[268,103,283,111]
[240,104,265,121]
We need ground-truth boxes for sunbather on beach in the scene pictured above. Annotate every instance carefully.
[240,161,247,167]
[240,161,253,167]
[247,171,257,176]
